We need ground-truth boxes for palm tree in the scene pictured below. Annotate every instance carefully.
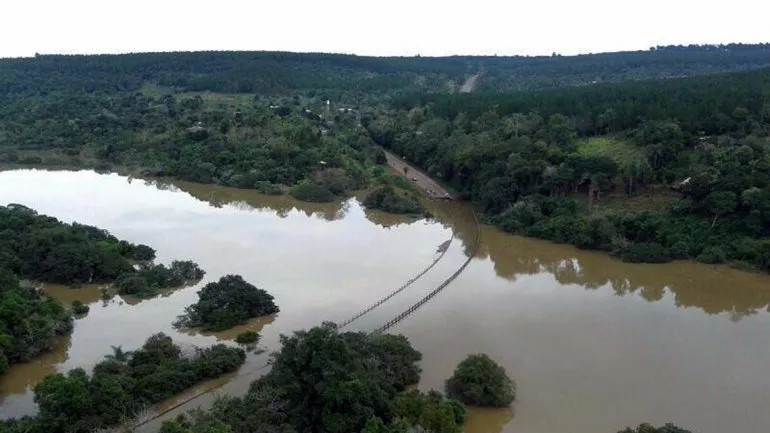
[104,345,133,362]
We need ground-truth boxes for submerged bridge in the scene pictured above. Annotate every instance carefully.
[135,208,481,431]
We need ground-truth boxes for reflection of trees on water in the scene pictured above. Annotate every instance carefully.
[464,407,514,433]
[434,203,770,322]
[146,177,434,230]
[362,207,417,229]
[145,179,348,222]
[189,314,277,342]
[425,201,479,257]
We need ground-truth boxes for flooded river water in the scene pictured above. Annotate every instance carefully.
[1,169,769,433]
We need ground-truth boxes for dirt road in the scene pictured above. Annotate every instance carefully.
[382,149,454,200]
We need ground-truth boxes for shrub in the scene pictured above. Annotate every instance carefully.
[697,246,727,264]
[115,261,205,298]
[254,181,282,195]
[445,353,516,407]
[290,182,335,202]
[114,275,152,297]
[72,300,90,315]
[616,242,671,263]
[363,185,424,214]
[235,331,260,345]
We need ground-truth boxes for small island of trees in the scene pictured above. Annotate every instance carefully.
[445,353,516,407]
[175,275,279,332]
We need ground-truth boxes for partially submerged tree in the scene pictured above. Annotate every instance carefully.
[445,354,516,407]
[175,275,279,332]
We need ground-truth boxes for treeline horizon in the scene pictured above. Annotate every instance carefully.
[3,43,770,96]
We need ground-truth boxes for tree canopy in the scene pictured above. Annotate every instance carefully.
[0,204,153,284]
[175,275,279,332]
[445,354,516,407]
[156,324,466,433]
[367,66,770,271]
[3,44,770,97]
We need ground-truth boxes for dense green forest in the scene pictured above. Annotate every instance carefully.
[3,44,770,96]
[367,67,770,271]
[0,333,245,433]
[0,89,384,199]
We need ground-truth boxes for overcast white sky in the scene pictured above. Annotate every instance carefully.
[1,0,768,58]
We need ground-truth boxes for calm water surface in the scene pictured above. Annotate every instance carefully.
[1,169,770,433]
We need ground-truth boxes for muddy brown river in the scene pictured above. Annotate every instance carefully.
[1,169,769,433]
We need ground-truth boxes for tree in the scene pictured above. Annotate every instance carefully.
[175,275,279,332]
[260,324,422,433]
[34,369,93,432]
[104,345,133,362]
[445,354,516,407]
[705,190,737,227]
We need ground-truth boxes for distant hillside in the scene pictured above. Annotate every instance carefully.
[2,43,770,97]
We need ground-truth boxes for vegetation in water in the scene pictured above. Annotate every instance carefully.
[618,424,693,433]
[175,275,279,332]
[0,333,245,433]
[158,323,466,433]
[445,353,516,408]
[0,204,208,376]
[234,331,260,345]
[363,183,425,215]
[114,260,205,298]
[0,269,72,376]
[71,300,89,315]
